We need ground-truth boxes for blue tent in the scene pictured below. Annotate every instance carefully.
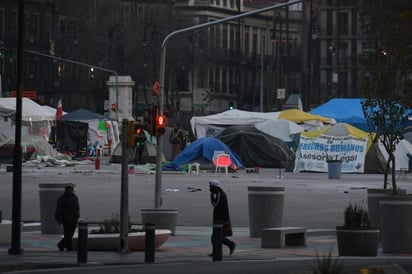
[163,137,244,171]
[310,98,370,131]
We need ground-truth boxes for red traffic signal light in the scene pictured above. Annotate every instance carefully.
[152,81,160,96]
[111,103,117,112]
[155,115,166,136]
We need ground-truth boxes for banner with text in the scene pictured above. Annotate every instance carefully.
[294,134,368,173]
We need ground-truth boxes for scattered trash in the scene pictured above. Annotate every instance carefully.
[166,189,179,192]
[187,187,202,192]
[246,167,259,173]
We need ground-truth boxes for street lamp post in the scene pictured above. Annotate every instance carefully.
[154,0,303,209]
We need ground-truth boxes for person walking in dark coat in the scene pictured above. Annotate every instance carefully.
[55,183,80,251]
[209,179,236,255]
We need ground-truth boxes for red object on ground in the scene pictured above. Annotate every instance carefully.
[95,158,100,170]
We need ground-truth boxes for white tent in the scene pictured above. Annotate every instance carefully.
[254,119,305,142]
[379,139,412,171]
[0,98,55,140]
[190,109,281,138]
[0,97,55,121]
[190,109,334,138]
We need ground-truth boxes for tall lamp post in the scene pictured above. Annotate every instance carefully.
[154,0,303,209]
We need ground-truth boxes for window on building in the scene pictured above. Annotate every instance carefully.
[338,12,349,35]
[222,24,228,49]
[0,9,4,38]
[31,12,40,43]
[215,67,220,93]
[252,31,258,55]
[230,28,235,50]
[244,28,250,55]
[222,68,227,93]
[223,0,228,7]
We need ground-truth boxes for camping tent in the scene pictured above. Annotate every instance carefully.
[63,108,119,153]
[190,109,335,138]
[0,98,55,140]
[254,119,305,143]
[218,125,295,169]
[309,98,371,131]
[379,139,412,171]
[163,137,244,171]
[294,123,386,173]
[0,97,55,121]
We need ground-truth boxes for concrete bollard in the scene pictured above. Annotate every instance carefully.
[212,222,223,262]
[145,223,155,263]
[77,221,88,264]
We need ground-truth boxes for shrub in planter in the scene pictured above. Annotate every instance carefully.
[336,204,379,257]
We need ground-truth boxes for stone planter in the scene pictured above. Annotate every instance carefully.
[248,186,285,237]
[141,208,178,235]
[72,229,171,251]
[336,226,379,256]
[367,188,406,240]
[380,196,412,253]
[39,183,76,234]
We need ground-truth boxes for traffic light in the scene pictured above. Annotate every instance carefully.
[127,121,146,148]
[111,103,117,112]
[156,115,167,136]
[228,101,234,110]
[152,81,160,96]
[0,40,4,59]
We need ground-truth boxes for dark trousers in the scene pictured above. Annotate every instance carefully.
[211,231,234,249]
[58,221,77,251]
[134,146,144,165]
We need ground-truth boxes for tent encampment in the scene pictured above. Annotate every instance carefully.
[309,98,371,131]
[163,137,244,171]
[218,125,295,169]
[190,109,335,138]
[294,123,386,173]
[63,108,119,154]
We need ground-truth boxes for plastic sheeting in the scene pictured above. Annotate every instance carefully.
[218,125,295,169]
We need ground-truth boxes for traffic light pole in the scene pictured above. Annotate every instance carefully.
[155,0,303,208]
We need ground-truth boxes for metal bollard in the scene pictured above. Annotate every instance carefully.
[145,223,155,263]
[77,220,88,264]
[212,222,223,262]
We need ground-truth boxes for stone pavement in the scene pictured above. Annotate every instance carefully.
[0,224,411,273]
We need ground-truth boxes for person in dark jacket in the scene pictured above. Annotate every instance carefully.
[209,179,236,255]
[55,183,80,251]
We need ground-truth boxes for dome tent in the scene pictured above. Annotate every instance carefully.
[217,125,295,169]
[163,137,243,171]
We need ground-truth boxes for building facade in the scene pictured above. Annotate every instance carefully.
[0,0,370,125]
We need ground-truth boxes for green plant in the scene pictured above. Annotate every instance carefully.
[90,214,141,234]
[343,204,370,228]
[310,250,344,274]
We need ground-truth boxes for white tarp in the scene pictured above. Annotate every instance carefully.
[294,134,368,173]
[190,109,280,138]
[190,109,335,138]
[254,119,305,142]
[379,139,412,171]
[0,97,55,121]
